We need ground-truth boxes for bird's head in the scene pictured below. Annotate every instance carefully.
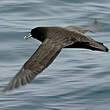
[24,27,47,42]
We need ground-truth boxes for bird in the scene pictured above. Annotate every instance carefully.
[3,22,108,92]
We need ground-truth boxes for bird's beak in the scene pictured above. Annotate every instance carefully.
[24,34,32,40]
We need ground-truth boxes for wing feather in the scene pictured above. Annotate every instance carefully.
[65,20,101,33]
[3,39,62,91]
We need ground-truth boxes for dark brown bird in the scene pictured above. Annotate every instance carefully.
[3,23,108,92]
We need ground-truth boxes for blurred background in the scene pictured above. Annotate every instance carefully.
[0,0,110,110]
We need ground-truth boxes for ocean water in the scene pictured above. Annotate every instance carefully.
[0,0,110,110]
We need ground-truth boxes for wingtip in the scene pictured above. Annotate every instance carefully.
[3,82,15,92]
[88,19,101,33]
[2,85,12,92]
[105,47,109,52]
[97,42,109,52]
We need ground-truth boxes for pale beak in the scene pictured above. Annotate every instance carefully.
[24,34,32,40]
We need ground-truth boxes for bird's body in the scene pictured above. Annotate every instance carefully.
[3,23,108,92]
[31,26,108,51]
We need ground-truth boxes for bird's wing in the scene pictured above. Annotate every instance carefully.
[3,39,62,91]
[87,22,101,33]
[65,26,88,33]
[65,21,101,33]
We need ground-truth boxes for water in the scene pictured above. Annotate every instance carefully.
[0,0,110,110]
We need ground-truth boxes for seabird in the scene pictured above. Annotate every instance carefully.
[3,23,108,92]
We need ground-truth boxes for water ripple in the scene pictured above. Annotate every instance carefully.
[0,0,110,110]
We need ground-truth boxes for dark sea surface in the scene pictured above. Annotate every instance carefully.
[0,0,110,110]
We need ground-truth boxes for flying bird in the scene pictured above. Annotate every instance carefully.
[3,22,108,92]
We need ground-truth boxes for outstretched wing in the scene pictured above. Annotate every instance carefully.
[3,39,62,91]
[65,26,89,33]
[65,20,101,33]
